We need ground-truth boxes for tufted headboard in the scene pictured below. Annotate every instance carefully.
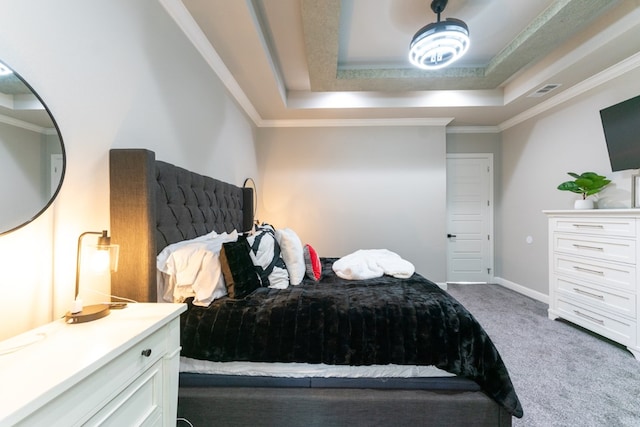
[109,149,253,302]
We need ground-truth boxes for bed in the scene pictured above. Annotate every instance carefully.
[109,148,522,426]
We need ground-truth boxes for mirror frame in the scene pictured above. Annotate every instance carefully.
[0,61,66,236]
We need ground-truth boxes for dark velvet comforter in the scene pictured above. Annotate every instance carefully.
[180,258,523,418]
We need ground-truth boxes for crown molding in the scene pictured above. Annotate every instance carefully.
[160,0,640,133]
[447,126,501,134]
[499,50,640,131]
[0,113,48,134]
[158,0,262,125]
[257,117,454,128]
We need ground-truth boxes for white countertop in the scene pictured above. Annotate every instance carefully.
[0,303,185,424]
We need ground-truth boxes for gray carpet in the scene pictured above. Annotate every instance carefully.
[446,284,640,427]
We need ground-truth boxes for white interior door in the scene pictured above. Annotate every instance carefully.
[446,154,494,283]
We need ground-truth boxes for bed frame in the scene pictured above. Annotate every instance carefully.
[109,148,513,427]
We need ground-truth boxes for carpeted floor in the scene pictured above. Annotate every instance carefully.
[446,283,640,427]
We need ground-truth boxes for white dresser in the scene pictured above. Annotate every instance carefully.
[545,210,640,361]
[0,303,186,426]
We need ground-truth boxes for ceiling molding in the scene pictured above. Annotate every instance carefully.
[484,0,613,81]
[257,117,454,128]
[447,126,501,134]
[158,0,262,125]
[499,50,640,131]
[286,89,504,110]
[246,0,287,105]
[162,0,636,133]
[301,0,618,92]
[301,0,341,92]
[0,113,48,134]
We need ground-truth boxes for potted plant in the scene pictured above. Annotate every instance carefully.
[557,171,611,209]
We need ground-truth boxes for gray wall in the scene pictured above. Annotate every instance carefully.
[499,64,640,296]
[0,0,258,339]
[257,125,447,282]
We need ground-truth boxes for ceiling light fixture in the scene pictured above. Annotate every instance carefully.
[409,0,470,70]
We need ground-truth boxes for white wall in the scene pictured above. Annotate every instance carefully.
[499,64,640,296]
[0,0,258,340]
[256,125,447,282]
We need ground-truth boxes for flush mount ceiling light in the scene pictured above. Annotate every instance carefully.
[409,0,470,70]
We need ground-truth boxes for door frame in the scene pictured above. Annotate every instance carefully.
[446,153,495,283]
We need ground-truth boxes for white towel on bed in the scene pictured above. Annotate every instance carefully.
[332,249,415,280]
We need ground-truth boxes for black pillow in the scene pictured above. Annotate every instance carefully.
[220,237,261,299]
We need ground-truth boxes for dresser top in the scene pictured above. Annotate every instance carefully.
[544,209,640,216]
[0,303,185,424]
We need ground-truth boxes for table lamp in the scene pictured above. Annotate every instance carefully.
[65,230,119,324]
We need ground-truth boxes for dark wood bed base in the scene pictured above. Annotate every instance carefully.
[109,148,512,427]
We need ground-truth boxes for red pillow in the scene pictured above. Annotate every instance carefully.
[303,244,322,281]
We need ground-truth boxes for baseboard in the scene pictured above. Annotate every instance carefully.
[493,277,549,305]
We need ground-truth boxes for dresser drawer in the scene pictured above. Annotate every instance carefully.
[17,324,171,427]
[554,255,636,292]
[555,276,636,319]
[556,298,635,346]
[86,363,163,426]
[554,233,636,264]
[546,212,640,360]
[552,217,636,237]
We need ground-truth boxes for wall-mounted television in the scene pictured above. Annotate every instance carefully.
[600,94,640,172]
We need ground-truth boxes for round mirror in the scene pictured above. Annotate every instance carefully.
[0,60,65,235]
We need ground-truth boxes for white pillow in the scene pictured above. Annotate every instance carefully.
[275,228,305,286]
[156,230,239,306]
[156,229,220,268]
[247,225,290,289]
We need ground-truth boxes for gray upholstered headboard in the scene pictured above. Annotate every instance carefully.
[109,149,253,302]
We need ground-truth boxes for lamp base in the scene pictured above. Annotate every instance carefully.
[65,304,110,324]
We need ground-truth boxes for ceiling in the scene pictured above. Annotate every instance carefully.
[168,0,640,129]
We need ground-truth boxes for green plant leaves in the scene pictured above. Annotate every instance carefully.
[557,171,611,199]
[557,181,581,193]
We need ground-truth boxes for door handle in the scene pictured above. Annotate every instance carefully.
[447,234,457,238]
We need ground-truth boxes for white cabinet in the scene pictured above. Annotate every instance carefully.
[545,210,640,361]
[0,303,186,426]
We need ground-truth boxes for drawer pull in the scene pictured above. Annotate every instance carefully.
[573,310,604,325]
[573,266,604,276]
[573,224,604,229]
[572,244,604,252]
[573,288,605,300]
[141,349,152,358]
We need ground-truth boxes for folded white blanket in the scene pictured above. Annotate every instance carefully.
[332,249,415,280]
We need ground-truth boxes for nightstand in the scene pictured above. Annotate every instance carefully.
[0,303,186,426]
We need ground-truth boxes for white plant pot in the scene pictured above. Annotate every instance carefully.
[574,199,594,209]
